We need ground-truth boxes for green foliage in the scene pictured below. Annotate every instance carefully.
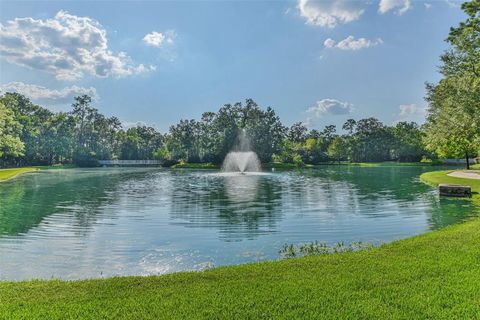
[0,101,25,162]
[391,122,427,162]
[279,241,374,258]
[0,93,441,169]
[0,93,162,167]
[162,99,286,164]
[2,219,480,318]
[424,0,480,169]
[350,118,394,162]
[0,167,38,182]
[292,154,304,167]
[327,136,349,162]
[153,145,171,161]
[172,162,218,169]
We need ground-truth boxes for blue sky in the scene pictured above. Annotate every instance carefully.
[0,0,465,132]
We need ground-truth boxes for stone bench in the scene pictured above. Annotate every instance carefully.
[439,184,472,197]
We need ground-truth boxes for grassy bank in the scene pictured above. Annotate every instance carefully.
[420,170,480,198]
[172,162,219,169]
[0,165,77,182]
[0,167,39,182]
[2,218,480,319]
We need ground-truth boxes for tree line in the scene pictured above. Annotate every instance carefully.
[0,93,162,167]
[0,93,432,168]
[1,1,478,168]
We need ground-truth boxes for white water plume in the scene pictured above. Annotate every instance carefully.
[221,129,261,173]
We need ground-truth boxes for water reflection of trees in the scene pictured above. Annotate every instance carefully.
[169,173,283,241]
[427,197,480,230]
[312,166,479,226]
[0,169,151,237]
[317,166,428,201]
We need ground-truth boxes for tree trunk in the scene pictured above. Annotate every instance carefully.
[466,151,470,170]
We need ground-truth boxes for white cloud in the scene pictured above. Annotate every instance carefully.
[0,11,155,80]
[296,0,366,28]
[395,104,426,122]
[121,120,148,129]
[324,38,336,48]
[0,82,98,104]
[424,3,432,9]
[378,0,412,15]
[324,36,383,50]
[307,98,353,118]
[0,81,97,100]
[143,32,167,47]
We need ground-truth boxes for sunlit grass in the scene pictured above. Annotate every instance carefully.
[420,170,480,198]
[2,218,480,319]
[0,167,38,182]
[172,162,219,169]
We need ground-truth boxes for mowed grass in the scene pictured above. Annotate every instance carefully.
[0,167,38,182]
[172,162,219,169]
[420,170,480,198]
[0,165,76,182]
[2,218,480,319]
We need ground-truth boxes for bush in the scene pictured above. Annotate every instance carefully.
[293,154,304,167]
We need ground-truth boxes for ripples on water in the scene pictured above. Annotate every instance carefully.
[0,167,478,280]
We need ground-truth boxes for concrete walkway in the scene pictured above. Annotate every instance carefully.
[447,170,480,180]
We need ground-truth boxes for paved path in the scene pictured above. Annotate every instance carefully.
[447,171,480,180]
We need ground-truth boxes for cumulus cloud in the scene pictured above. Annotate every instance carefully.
[144,32,164,47]
[307,98,353,118]
[323,38,336,48]
[324,36,383,50]
[378,0,412,15]
[0,11,155,80]
[424,3,432,9]
[296,0,366,28]
[0,81,99,105]
[395,104,426,122]
[121,120,148,129]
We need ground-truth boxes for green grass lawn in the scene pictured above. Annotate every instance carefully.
[420,170,480,198]
[172,162,219,169]
[2,217,480,319]
[0,165,77,182]
[0,167,39,182]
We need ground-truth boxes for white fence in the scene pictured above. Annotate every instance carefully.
[98,160,162,166]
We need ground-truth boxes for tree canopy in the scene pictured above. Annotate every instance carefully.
[0,93,432,168]
[424,0,480,169]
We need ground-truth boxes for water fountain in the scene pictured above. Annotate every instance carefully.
[221,129,261,173]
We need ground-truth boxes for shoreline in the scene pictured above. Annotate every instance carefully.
[420,170,480,198]
[0,167,39,182]
[1,217,479,318]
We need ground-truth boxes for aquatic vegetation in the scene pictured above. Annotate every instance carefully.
[279,241,375,259]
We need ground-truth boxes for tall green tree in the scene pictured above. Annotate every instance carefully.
[0,102,24,164]
[391,122,426,162]
[424,0,480,169]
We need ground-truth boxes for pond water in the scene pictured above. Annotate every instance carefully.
[0,166,478,280]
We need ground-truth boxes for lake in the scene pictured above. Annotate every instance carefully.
[0,166,478,280]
